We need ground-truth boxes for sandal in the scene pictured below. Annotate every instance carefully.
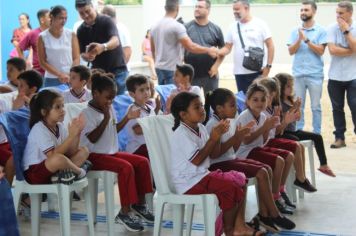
[318,167,336,177]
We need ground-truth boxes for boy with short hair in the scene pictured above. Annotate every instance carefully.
[0,58,27,93]
[125,74,157,158]
[0,70,43,185]
[63,65,92,103]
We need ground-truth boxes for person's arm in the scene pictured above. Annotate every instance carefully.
[116,106,141,132]
[209,55,224,78]
[261,37,274,77]
[37,36,68,79]
[71,33,80,66]
[344,32,356,53]
[328,43,353,56]
[86,114,110,143]
[122,46,132,64]
[218,42,233,57]
[180,36,217,57]
[150,37,156,60]
[288,30,302,55]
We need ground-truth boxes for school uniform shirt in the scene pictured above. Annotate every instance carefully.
[63,88,92,104]
[262,107,277,140]
[80,103,118,155]
[235,109,266,158]
[23,121,67,171]
[5,82,18,92]
[170,86,201,97]
[205,114,237,164]
[125,103,156,153]
[170,122,210,194]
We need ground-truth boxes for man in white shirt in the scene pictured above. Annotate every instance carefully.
[218,0,274,93]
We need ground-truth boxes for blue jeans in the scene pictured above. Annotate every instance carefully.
[156,68,174,85]
[234,72,261,93]
[327,79,356,140]
[294,76,323,134]
[44,78,62,87]
[115,70,129,95]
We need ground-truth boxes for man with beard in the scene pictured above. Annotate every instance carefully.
[326,1,356,148]
[184,0,225,95]
[287,0,327,134]
[218,0,274,93]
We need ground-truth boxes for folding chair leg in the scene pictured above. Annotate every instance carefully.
[58,186,71,236]
[172,204,184,236]
[88,178,99,224]
[103,173,115,236]
[153,198,165,236]
[185,204,194,236]
[30,193,41,236]
[308,145,316,186]
[13,187,22,214]
[203,196,216,236]
[83,186,95,236]
[146,192,154,212]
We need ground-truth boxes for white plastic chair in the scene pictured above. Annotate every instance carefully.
[286,140,316,202]
[0,109,94,236]
[138,115,219,236]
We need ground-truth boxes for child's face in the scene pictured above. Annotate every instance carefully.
[220,96,237,119]
[93,88,116,110]
[130,82,151,105]
[181,97,206,124]
[247,91,267,114]
[267,91,276,107]
[69,71,86,90]
[18,79,35,97]
[284,80,293,97]
[174,70,191,91]
[6,64,22,85]
[45,97,65,124]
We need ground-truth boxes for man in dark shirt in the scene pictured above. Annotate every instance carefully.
[184,0,225,94]
[75,0,128,95]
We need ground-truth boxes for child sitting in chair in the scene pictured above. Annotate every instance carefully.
[63,65,92,103]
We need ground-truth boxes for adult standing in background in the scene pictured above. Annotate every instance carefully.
[327,1,356,148]
[218,0,274,93]
[141,30,158,80]
[37,5,80,87]
[184,0,225,95]
[150,0,218,85]
[287,0,327,134]
[17,9,51,76]
[10,13,32,59]
[101,5,132,64]
[75,0,128,95]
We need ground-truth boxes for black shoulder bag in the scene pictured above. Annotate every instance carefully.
[237,23,264,71]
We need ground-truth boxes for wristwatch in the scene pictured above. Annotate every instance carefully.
[304,38,310,44]
[343,30,350,35]
[103,43,108,51]
[266,64,272,69]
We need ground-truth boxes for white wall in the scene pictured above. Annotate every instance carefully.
[114,3,338,66]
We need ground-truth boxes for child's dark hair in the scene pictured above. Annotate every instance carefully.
[70,65,91,81]
[176,64,194,82]
[18,70,43,92]
[29,90,62,128]
[257,77,281,106]
[91,73,117,93]
[245,83,268,107]
[204,88,235,124]
[126,74,149,93]
[7,58,26,71]
[274,73,295,105]
[37,9,49,21]
[171,92,200,131]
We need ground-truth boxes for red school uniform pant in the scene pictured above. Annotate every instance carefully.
[88,152,153,206]
[133,144,149,159]
[247,146,291,169]
[25,160,54,184]
[266,138,298,153]
[0,142,12,167]
[209,158,271,178]
[185,170,245,211]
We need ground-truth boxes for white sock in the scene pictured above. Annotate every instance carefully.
[78,168,86,178]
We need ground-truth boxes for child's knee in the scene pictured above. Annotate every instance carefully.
[78,146,89,159]
[275,156,285,168]
[256,168,268,181]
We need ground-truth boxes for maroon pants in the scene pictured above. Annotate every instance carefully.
[89,152,153,206]
[0,142,12,167]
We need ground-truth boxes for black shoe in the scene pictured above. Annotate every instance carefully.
[272,215,296,230]
[131,204,154,223]
[280,192,296,209]
[115,211,144,232]
[275,199,293,215]
[294,178,317,192]
[247,216,260,231]
[51,170,76,185]
[257,214,280,233]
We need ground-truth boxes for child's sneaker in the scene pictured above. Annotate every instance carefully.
[75,160,93,181]
[294,178,317,192]
[271,215,296,230]
[256,214,280,233]
[115,211,144,232]
[280,192,296,209]
[131,204,155,223]
[275,199,293,215]
[52,170,76,185]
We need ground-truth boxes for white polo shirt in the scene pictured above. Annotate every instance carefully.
[170,122,210,194]
[235,109,266,158]
[80,103,118,154]
[23,121,67,171]
[205,114,237,164]
[63,88,92,104]
[170,86,201,97]
[125,103,155,153]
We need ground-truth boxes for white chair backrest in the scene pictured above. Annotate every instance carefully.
[63,102,87,127]
[0,91,17,112]
[138,115,175,195]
